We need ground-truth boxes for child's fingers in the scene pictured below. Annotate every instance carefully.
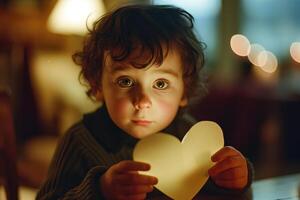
[114,160,151,173]
[211,146,242,162]
[114,173,158,185]
[210,166,247,180]
[213,177,248,189]
[208,155,245,176]
[117,184,154,195]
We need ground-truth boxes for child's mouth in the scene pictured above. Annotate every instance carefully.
[132,120,152,126]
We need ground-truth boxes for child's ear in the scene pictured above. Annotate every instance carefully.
[179,96,188,107]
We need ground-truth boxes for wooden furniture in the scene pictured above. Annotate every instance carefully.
[0,89,19,200]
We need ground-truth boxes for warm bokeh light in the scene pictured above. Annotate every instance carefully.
[258,51,278,73]
[257,50,268,67]
[252,63,278,84]
[290,42,300,63]
[248,44,265,67]
[47,0,106,35]
[230,34,251,56]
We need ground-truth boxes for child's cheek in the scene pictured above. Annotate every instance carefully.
[111,98,131,115]
[156,100,179,122]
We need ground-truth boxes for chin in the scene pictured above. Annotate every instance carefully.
[128,130,155,139]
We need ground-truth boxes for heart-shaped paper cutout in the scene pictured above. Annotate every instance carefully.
[133,121,224,199]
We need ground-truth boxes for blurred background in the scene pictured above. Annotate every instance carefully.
[0,0,300,199]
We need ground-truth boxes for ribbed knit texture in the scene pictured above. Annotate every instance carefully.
[36,106,253,199]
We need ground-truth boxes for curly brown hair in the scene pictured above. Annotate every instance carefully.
[73,4,206,102]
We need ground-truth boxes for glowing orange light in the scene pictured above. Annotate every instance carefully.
[47,0,106,35]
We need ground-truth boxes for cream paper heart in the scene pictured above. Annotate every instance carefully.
[133,121,224,200]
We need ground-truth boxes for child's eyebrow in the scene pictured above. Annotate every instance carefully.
[154,68,179,78]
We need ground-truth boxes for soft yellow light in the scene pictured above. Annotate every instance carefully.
[47,0,106,35]
[257,50,268,67]
[230,34,250,56]
[248,44,265,67]
[259,51,278,73]
[290,42,300,63]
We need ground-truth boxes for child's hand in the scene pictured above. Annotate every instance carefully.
[100,160,158,200]
[208,146,248,190]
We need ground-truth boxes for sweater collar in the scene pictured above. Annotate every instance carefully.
[83,105,184,153]
[83,105,138,153]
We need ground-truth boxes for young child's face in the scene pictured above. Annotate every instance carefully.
[100,49,187,139]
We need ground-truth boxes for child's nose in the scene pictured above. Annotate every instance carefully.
[133,92,152,110]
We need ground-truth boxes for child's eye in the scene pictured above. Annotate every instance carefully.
[116,76,135,88]
[153,79,169,90]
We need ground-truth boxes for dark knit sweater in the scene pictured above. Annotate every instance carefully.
[36,106,253,199]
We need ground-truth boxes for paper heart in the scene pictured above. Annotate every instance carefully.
[133,121,224,200]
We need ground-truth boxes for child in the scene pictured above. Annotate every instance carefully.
[36,4,252,200]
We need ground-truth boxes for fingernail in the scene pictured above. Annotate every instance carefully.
[144,164,151,170]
